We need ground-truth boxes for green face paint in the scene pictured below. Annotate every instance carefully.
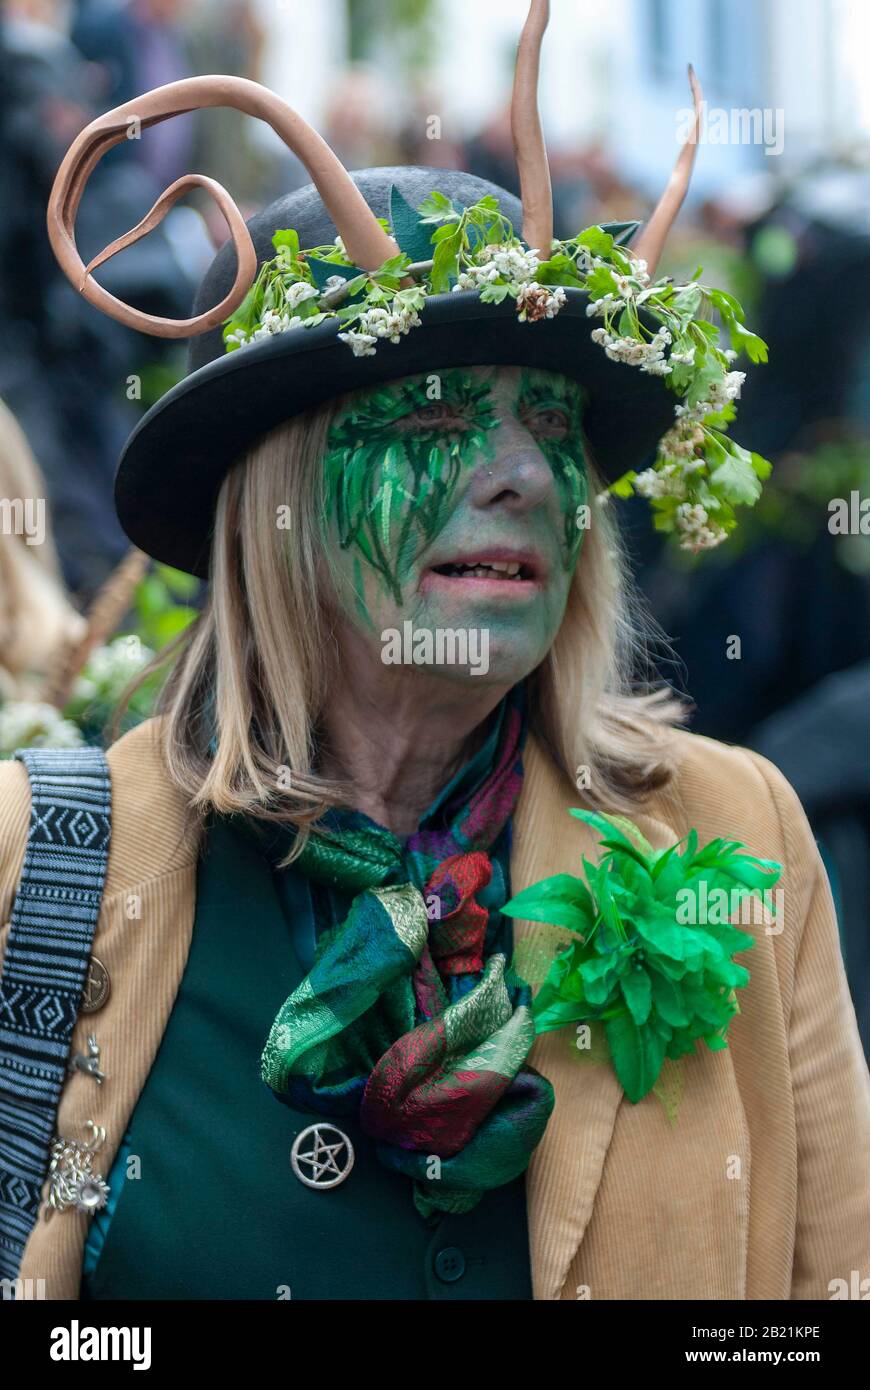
[515,370,587,568]
[322,370,498,606]
[322,366,587,624]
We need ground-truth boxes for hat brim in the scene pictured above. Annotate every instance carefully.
[116,289,675,577]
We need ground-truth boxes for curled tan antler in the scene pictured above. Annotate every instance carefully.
[632,65,703,276]
[512,0,553,254]
[47,74,399,338]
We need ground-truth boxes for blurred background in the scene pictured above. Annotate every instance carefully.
[1,0,868,1049]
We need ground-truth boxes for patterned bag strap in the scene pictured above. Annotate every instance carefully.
[0,747,111,1285]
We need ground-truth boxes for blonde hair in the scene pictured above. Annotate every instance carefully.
[153,397,683,843]
[0,397,85,699]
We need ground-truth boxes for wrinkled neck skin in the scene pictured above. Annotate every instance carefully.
[317,365,588,834]
[320,651,502,836]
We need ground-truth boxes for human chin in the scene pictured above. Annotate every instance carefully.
[406,557,572,686]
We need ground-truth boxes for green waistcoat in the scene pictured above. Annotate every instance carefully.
[80,731,533,1300]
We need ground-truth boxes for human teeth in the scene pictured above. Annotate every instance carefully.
[436,558,528,579]
[459,564,521,579]
[463,560,523,575]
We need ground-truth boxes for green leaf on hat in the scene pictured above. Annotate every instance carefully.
[272,228,300,254]
[601,220,641,247]
[390,185,438,262]
[305,257,363,292]
[710,443,763,505]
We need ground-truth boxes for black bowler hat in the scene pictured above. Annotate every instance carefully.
[47,5,700,578]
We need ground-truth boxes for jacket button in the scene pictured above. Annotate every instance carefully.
[434,1246,466,1283]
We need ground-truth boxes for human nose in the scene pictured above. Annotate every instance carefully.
[466,417,555,515]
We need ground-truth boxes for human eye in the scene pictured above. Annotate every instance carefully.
[396,399,468,431]
[524,404,572,439]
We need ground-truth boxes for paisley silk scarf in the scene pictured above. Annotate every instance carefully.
[260,689,555,1217]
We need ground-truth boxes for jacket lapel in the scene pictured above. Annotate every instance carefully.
[514,736,680,1300]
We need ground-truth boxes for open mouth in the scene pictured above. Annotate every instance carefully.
[421,550,545,596]
[430,558,535,582]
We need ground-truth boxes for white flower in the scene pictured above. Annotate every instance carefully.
[0,702,84,755]
[239,311,311,350]
[384,308,422,341]
[633,464,687,500]
[603,337,647,365]
[586,293,617,318]
[285,281,320,311]
[632,257,651,287]
[81,637,153,692]
[358,307,391,336]
[675,401,713,423]
[334,235,346,255]
[670,348,696,365]
[614,274,635,299]
[324,275,347,292]
[337,329,378,357]
[660,420,705,460]
[461,243,540,290]
[675,502,728,551]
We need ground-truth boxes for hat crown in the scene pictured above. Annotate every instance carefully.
[188,167,523,372]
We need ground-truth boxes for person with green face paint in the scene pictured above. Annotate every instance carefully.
[321,365,587,693]
[3,3,868,1313]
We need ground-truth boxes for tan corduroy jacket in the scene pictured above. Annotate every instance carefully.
[2,717,869,1300]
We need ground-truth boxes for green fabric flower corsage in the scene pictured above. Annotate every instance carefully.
[503,811,781,1103]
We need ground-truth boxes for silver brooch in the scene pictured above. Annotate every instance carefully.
[68,1033,106,1084]
[290,1123,355,1190]
[45,1120,110,1216]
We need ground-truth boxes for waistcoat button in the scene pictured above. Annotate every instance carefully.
[434,1246,466,1283]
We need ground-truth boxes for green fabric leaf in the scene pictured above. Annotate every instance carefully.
[602,220,641,247]
[634,909,691,960]
[621,965,652,1024]
[570,808,652,860]
[650,972,689,1027]
[503,874,594,934]
[305,257,362,292]
[605,1012,667,1103]
[390,185,436,262]
[580,952,623,1006]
